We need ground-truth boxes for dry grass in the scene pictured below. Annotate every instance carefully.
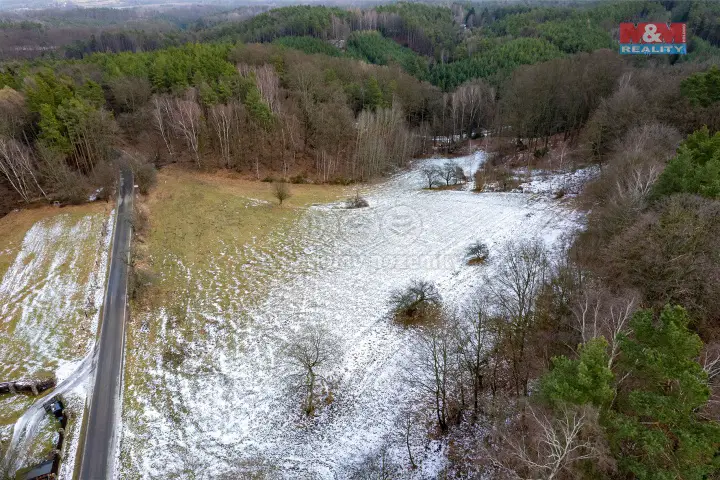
[135,166,348,309]
[431,183,465,191]
[0,203,108,280]
[120,166,349,457]
[0,201,112,465]
[467,257,487,266]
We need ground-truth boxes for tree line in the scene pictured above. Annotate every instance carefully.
[0,41,462,208]
[2,1,719,93]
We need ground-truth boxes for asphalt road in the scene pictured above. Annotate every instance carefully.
[79,169,134,480]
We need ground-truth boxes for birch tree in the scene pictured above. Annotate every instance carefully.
[0,137,46,202]
[152,95,174,159]
[209,103,233,169]
[502,406,604,480]
[572,287,636,369]
[168,94,202,167]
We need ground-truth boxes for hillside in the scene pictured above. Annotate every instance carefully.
[0,1,719,478]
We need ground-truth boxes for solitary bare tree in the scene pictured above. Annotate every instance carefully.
[273,181,291,205]
[420,165,441,189]
[284,325,338,416]
[441,161,459,186]
[412,317,458,432]
[388,279,442,322]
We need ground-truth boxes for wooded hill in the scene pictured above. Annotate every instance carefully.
[0,1,718,212]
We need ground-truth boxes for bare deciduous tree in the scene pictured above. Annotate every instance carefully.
[355,105,419,180]
[573,286,636,369]
[388,279,442,321]
[209,103,233,169]
[284,325,338,416]
[238,64,281,115]
[412,317,458,432]
[166,92,202,167]
[457,298,491,418]
[500,405,606,480]
[701,343,720,384]
[0,86,29,138]
[395,410,418,469]
[420,165,441,189]
[450,80,495,140]
[348,445,400,480]
[489,239,550,397]
[0,136,46,202]
[152,95,174,159]
[273,181,291,205]
[441,161,459,186]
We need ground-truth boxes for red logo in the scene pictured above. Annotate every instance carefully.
[619,23,686,44]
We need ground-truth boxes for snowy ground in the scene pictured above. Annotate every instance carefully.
[120,152,585,479]
[0,208,113,478]
[516,166,599,196]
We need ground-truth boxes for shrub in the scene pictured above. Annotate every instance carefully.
[134,162,157,195]
[330,177,354,186]
[473,170,486,192]
[273,181,291,205]
[345,192,369,209]
[290,174,306,184]
[56,171,91,204]
[261,175,276,183]
[90,160,117,201]
[388,279,442,324]
[465,241,489,265]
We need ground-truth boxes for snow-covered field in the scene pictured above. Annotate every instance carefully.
[0,208,113,478]
[120,152,585,479]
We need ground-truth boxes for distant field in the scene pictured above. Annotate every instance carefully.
[0,203,113,470]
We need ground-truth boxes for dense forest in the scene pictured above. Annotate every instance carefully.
[1,0,718,208]
[1,1,720,476]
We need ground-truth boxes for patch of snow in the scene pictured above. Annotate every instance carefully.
[517,166,599,196]
[244,197,272,207]
[0,209,114,479]
[88,187,104,202]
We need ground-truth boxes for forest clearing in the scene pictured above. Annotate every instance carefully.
[119,152,584,478]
